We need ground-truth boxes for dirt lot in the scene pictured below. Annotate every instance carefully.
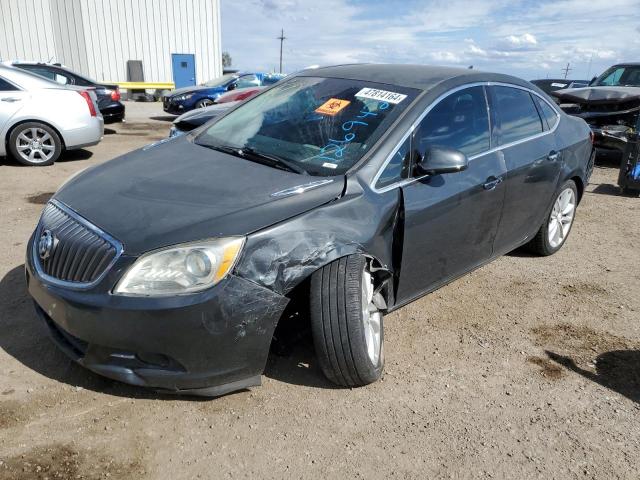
[0,102,639,479]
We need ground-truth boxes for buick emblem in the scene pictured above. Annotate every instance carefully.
[38,230,55,260]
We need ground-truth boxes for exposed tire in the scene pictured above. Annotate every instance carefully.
[9,122,62,166]
[526,179,578,256]
[310,255,384,387]
[195,98,214,108]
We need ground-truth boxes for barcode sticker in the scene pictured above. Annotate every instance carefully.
[355,88,407,104]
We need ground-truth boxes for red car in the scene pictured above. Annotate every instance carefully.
[216,86,263,104]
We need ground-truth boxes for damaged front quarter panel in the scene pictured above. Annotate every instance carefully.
[235,177,402,298]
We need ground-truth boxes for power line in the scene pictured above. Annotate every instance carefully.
[277,28,286,74]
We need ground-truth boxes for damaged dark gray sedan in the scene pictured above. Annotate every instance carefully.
[26,64,593,396]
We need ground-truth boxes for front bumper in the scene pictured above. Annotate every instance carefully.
[25,238,289,396]
[163,97,191,115]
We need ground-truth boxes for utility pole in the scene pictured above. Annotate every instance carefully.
[561,62,572,79]
[277,28,286,74]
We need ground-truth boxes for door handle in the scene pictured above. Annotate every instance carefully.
[1,97,21,102]
[547,151,560,162]
[483,176,503,190]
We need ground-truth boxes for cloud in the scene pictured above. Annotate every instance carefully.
[504,33,538,47]
[221,0,640,80]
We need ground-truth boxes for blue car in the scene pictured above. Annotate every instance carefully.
[163,72,285,114]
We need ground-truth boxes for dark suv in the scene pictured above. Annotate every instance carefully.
[13,62,125,123]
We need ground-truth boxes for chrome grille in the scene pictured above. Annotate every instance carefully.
[33,201,123,288]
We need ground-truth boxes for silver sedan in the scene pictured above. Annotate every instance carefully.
[0,65,104,166]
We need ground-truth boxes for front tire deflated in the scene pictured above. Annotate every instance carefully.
[310,255,384,387]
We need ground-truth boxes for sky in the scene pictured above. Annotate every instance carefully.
[221,0,640,81]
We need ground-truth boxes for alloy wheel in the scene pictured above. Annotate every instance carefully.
[197,99,214,108]
[361,267,383,365]
[548,187,576,249]
[15,127,56,164]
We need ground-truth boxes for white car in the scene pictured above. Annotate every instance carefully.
[0,65,103,166]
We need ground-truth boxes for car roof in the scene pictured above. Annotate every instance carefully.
[0,64,64,89]
[301,63,533,91]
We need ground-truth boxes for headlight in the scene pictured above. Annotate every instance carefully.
[173,93,194,102]
[113,237,245,296]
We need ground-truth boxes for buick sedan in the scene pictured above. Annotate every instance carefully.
[26,64,594,396]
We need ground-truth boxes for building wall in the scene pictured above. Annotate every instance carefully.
[0,0,222,84]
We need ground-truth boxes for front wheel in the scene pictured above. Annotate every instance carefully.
[195,98,214,108]
[526,180,578,256]
[310,255,384,387]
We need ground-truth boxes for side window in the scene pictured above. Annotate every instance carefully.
[376,136,411,189]
[0,78,18,91]
[236,74,260,89]
[414,86,490,158]
[493,86,543,145]
[534,96,559,131]
[25,67,56,80]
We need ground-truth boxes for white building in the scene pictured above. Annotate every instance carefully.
[0,0,222,87]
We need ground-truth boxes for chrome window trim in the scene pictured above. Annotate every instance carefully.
[32,199,124,291]
[371,81,560,194]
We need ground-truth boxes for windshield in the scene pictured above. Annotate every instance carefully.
[195,76,419,176]
[203,73,237,87]
[594,66,640,87]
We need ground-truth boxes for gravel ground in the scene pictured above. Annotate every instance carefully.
[0,102,639,479]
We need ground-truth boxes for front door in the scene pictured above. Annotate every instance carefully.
[171,54,196,89]
[396,85,507,304]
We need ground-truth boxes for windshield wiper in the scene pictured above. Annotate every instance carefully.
[240,147,308,175]
[200,143,307,175]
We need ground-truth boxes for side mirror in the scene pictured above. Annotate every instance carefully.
[415,145,469,176]
[227,82,237,91]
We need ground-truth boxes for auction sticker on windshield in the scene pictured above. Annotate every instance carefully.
[316,98,351,116]
[355,88,407,104]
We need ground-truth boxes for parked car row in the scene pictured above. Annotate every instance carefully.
[162,72,283,114]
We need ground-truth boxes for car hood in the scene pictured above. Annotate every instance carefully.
[53,136,344,255]
[167,85,225,98]
[552,86,640,105]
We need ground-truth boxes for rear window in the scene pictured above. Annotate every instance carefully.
[493,86,543,145]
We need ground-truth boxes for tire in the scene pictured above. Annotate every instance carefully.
[195,98,214,108]
[9,122,62,166]
[310,255,384,387]
[621,187,640,197]
[526,179,578,256]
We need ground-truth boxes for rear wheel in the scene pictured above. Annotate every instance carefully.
[9,122,62,166]
[310,255,384,387]
[527,180,578,256]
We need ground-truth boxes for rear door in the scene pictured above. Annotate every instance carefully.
[489,85,562,252]
[392,85,507,304]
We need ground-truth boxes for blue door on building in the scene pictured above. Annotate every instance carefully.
[171,54,196,88]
